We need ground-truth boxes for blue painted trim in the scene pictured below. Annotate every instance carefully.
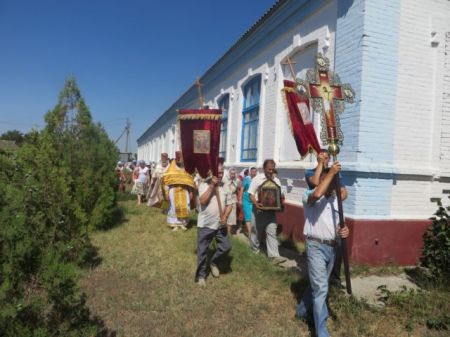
[241,76,261,162]
[218,94,230,159]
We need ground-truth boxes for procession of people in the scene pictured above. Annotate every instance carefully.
[115,52,352,337]
[116,147,349,337]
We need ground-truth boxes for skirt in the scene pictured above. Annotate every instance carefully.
[131,182,146,196]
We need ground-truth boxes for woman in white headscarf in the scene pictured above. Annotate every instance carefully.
[131,160,149,205]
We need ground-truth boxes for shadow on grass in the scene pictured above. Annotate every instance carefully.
[209,247,233,274]
[279,236,302,253]
[116,191,136,202]
[75,293,118,337]
[290,278,315,336]
[404,266,450,291]
[80,242,103,268]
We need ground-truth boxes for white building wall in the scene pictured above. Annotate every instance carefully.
[390,0,450,218]
[137,0,450,219]
[196,1,338,205]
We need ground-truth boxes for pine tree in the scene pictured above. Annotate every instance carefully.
[0,77,117,336]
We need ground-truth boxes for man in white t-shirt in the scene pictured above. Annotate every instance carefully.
[296,161,349,337]
[248,159,287,264]
[195,164,233,287]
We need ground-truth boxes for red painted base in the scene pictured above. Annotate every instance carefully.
[276,203,432,266]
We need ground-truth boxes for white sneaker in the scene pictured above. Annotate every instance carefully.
[210,263,220,278]
[197,278,206,287]
[270,256,288,265]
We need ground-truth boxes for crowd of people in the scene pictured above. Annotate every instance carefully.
[114,150,350,337]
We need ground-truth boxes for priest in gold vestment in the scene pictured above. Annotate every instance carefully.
[162,152,195,231]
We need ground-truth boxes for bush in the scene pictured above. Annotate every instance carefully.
[420,197,450,283]
[0,77,118,336]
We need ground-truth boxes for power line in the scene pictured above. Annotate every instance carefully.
[0,120,42,128]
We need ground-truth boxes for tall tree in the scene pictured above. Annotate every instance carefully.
[0,77,117,336]
[0,129,24,145]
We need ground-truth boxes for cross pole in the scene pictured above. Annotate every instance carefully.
[195,77,205,109]
[308,70,352,295]
[282,56,298,81]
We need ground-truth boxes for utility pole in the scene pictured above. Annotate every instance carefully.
[125,118,130,153]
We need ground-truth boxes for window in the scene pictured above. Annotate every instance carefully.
[241,76,261,161]
[218,94,229,160]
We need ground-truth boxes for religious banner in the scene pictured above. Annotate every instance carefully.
[282,79,321,157]
[178,109,222,178]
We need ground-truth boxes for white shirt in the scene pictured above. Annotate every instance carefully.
[302,189,339,240]
[197,181,232,230]
[248,173,281,202]
[137,166,149,184]
[222,175,239,204]
[152,161,169,180]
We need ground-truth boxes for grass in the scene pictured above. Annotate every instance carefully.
[80,199,450,337]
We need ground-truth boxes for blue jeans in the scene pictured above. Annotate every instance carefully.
[296,239,336,337]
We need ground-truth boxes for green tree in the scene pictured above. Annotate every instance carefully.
[0,77,117,336]
[43,76,121,231]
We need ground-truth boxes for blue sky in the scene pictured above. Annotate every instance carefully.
[0,0,276,153]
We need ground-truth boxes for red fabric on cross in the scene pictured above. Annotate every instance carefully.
[283,80,321,157]
[178,109,222,178]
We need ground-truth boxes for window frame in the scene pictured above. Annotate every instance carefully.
[218,94,230,160]
[240,76,261,162]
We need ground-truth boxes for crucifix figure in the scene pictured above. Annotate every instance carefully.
[309,71,344,142]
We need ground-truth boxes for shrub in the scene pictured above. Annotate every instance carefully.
[0,77,117,336]
[420,197,450,283]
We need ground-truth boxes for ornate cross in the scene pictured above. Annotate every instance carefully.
[309,71,343,142]
[306,53,354,156]
[302,53,356,295]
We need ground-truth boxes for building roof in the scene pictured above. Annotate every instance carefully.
[0,140,19,151]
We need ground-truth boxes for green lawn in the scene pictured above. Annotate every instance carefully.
[80,200,450,337]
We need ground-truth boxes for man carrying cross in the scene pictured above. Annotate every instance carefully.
[195,163,233,286]
[296,160,349,337]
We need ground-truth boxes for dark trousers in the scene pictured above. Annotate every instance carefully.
[330,239,342,284]
[195,226,231,281]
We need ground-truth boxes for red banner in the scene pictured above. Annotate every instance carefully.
[178,109,222,178]
[282,80,321,158]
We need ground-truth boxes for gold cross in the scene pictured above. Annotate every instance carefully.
[195,77,204,109]
[282,56,297,81]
